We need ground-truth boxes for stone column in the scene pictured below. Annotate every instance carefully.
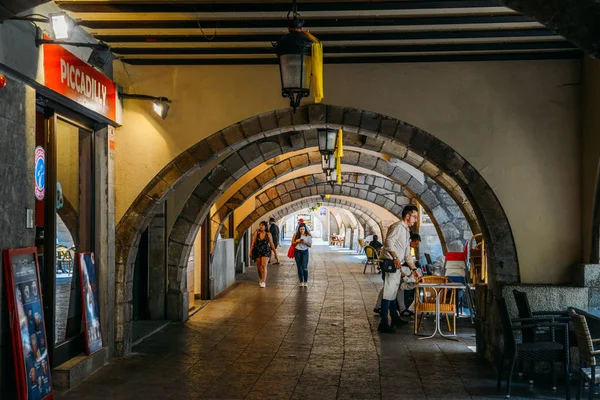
[148,207,166,320]
[95,126,116,358]
[0,78,36,396]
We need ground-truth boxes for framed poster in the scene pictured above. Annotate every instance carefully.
[77,253,102,355]
[3,247,53,400]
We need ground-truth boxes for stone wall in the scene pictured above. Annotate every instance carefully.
[0,75,36,396]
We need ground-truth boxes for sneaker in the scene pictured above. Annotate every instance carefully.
[373,307,381,314]
[299,282,304,287]
[400,310,415,318]
[377,324,396,334]
[260,282,266,288]
[303,282,308,287]
[391,318,409,328]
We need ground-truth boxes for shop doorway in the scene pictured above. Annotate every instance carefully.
[36,99,95,367]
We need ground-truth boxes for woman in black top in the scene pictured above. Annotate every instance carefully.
[249,221,277,288]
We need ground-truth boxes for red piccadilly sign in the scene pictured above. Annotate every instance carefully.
[43,44,117,122]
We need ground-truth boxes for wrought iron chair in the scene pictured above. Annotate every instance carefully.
[571,309,600,400]
[363,246,380,274]
[496,297,570,399]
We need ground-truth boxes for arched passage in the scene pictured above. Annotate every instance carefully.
[114,104,517,356]
[256,198,387,241]
[236,171,470,253]
[206,149,471,254]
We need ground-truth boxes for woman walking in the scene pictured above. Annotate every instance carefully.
[292,223,312,287]
[249,221,277,288]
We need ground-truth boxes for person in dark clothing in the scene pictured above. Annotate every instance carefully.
[369,235,383,255]
[250,221,277,288]
[268,217,280,264]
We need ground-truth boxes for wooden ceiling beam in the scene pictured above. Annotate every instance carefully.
[57,1,506,13]
[95,28,559,43]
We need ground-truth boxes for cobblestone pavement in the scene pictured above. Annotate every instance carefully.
[56,245,569,400]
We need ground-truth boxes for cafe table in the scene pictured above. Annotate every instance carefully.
[415,282,467,341]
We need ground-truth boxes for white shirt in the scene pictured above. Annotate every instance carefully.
[294,234,312,251]
[380,221,411,262]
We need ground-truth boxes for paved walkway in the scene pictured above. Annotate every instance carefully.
[56,245,568,400]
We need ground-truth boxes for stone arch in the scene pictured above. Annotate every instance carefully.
[239,173,402,235]
[261,197,385,239]
[205,148,470,256]
[240,191,394,240]
[114,104,517,355]
[168,139,477,308]
[232,171,469,255]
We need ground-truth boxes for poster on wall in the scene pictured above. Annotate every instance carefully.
[77,253,102,355]
[3,247,53,400]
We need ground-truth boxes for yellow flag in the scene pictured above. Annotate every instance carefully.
[304,31,323,103]
[334,129,343,184]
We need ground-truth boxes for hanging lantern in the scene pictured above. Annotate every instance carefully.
[321,153,336,171]
[274,0,313,112]
[318,128,337,155]
[326,169,337,186]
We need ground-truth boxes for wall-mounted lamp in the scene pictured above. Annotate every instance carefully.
[2,12,108,50]
[120,93,173,120]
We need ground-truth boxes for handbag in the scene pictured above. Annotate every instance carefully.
[287,244,295,259]
[380,259,398,274]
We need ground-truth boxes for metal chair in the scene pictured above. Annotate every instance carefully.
[571,310,600,400]
[363,246,380,274]
[413,275,457,335]
[513,289,574,345]
[496,297,570,399]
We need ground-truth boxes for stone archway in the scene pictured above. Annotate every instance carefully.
[233,172,467,255]
[207,149,471,255]
[114,104,517,356]
[257,197,386,240]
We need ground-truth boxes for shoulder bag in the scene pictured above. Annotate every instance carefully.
[380,259,398,274]
[287,235,296,259]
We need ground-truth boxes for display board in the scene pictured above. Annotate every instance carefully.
[77,253,102,355]
[3,247,53,400]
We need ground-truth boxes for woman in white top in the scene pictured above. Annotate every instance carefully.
[292,223,312,287]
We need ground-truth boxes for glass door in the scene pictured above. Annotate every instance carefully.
[41,102,95,367]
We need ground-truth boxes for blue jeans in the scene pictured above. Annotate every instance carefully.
[294,249,309,282]
[380,299,400,327]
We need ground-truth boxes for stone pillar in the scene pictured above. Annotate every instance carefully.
[95,126,116,358]
[0,78,36,396]
[148,208,166,320]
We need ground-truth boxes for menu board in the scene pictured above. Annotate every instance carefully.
[3,248,53,400]
[78,253,102,355]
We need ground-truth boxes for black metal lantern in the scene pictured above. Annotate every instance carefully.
[274,1,313,112]
[321,153,336,171]
[318,128,337,154]
[326,169,337,186]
